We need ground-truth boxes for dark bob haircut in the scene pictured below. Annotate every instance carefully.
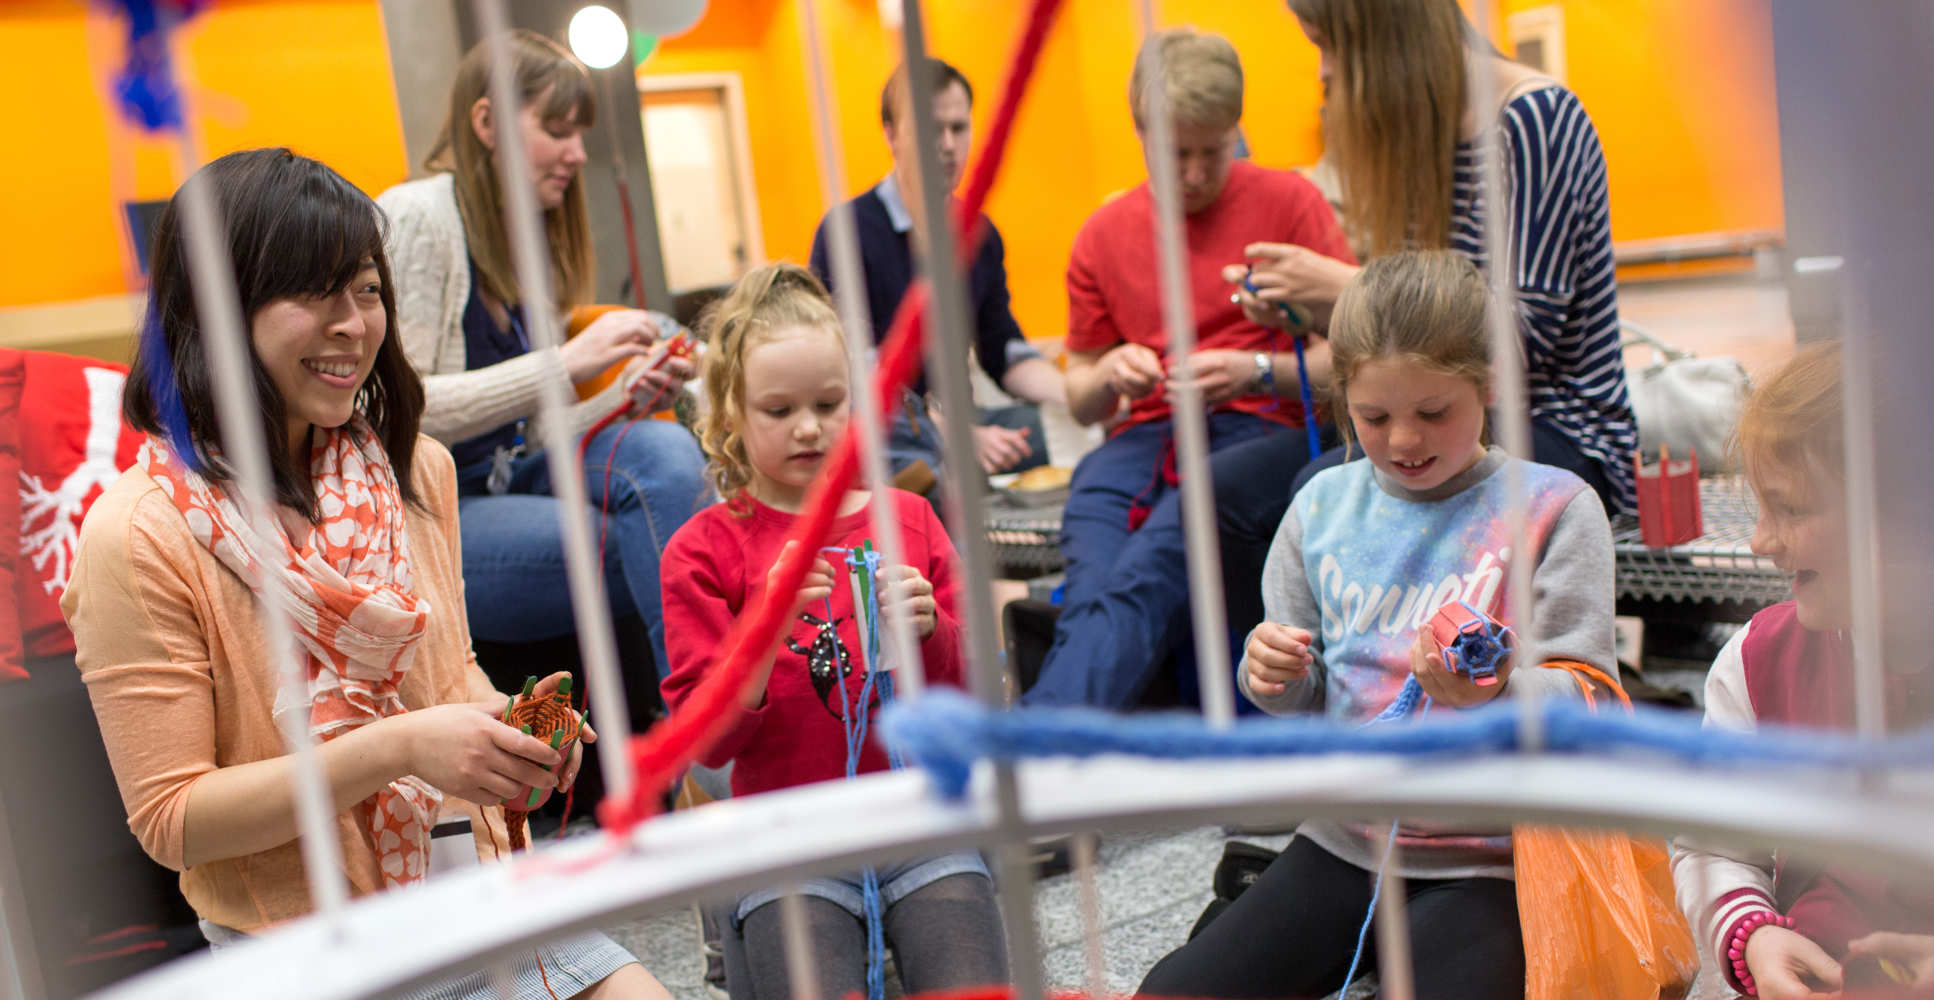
[124,147,426,520]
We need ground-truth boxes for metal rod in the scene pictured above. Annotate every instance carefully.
[896,0,1007,710]
[1464,0,1542,750]
[1133,0,1237,728]
[474,0,636,805]
[168,21,350,925]
[1370,836,1416,1000]
[779,889,825,1000]
[1073,834,1109,1000]
[894,6,1047,993]
[798,0,927,699]
[1841,319,1885,741]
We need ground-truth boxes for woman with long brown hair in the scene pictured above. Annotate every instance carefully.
[377,30,706,680]
[1239,0,1636,509]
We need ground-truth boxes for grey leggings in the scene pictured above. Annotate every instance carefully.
[725,873,1009,1000]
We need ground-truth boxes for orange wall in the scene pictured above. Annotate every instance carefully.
[646,0,1331,346]
[1497,0,1784,242]
[649,0,1783,345]
[4,0,1783,337]
[0,0,408,309]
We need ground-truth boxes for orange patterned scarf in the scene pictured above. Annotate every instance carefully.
[142,420,442,888]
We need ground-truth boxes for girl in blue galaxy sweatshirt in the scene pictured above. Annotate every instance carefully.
[1142,250,1617,1000]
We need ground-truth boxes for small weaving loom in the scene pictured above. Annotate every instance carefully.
[498,675,585,851]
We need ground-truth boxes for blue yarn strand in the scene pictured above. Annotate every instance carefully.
[1291,334,1321,461]
[1341,819,1400,994]
[821,545,893,1000]
[881,689,1934,802]
[104,1,207,132]
[1342,689,1433,992]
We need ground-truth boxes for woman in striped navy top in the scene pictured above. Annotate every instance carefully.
[1234,0,1638,513]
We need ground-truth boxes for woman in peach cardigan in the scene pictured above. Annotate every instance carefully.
[61,148,667,1000]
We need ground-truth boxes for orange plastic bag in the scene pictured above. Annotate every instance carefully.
[1514,663,1699,1000]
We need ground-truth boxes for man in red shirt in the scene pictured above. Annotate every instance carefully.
[1032,28,1355,709]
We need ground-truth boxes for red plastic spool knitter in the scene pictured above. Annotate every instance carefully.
[1425,600,1514,686]
[1634,444,1702,548]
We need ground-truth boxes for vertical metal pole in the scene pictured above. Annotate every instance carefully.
[779,890,825,1000]
[1371,838,1415,1000]
[1073,834,1109,1000]
[474,0,636,807]
[897,8,1045,999]
[0,782,41,1000]
[1465,0,1542,752]
[169,18,352,927]
[1132,2,1238,729]
[798,0,928,698]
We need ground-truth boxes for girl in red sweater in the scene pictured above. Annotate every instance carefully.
[658,262,1007,1000]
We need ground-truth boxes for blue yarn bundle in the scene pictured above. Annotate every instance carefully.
[103,1,207,133]
[881,688,1934,802]
[821,545,895,1000]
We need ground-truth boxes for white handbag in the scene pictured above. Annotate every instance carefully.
[1623,323,1750,471]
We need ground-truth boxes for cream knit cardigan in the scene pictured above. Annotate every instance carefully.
[377,172,629,449]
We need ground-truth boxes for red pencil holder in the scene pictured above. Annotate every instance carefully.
[1635,445,1702,548]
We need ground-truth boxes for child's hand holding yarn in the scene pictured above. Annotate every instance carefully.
[1408,632,1510,709]
[1244,623,1315,695]
[770,540,837,618]
[876,565,938,639]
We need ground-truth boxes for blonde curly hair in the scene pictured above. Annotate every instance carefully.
[695,262,846,511]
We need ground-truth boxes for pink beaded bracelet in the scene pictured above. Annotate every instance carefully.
[1725,910,1796,996]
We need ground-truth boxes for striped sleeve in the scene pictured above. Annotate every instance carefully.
[1498,89,1639,514]
[1669,622,1778,991]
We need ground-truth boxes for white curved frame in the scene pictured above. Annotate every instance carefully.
[58,1,1929,998]
[89,756,1934,1000]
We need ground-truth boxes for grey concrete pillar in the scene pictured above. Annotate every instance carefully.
[378,0,466,176]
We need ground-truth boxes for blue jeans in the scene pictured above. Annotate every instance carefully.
[455,419,709,678]
[1027,412,1294,709]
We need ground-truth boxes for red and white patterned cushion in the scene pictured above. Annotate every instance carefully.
[7,349,145,677]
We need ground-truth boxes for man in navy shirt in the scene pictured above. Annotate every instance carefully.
[810,58,1065,482]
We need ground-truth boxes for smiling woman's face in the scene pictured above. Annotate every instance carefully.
[251,260,386,453]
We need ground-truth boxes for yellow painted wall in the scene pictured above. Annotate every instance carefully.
[0,0,408,309]
[4,0,1784,346]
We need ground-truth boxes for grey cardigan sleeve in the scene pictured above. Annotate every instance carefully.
[1240,499,1327,715]
[1509,485,1620,701]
